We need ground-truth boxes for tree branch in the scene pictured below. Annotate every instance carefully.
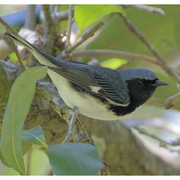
[134,126,180,146]
[1,60,180,174]
[122,118,180,138]
[122,5,165,16]
[72,49,160,66]
[0,17,16,34]
[42,5,56,55]
[5,30,25,71]
[52,7,75,25]
[25,5,36,30]
[120,14,180,84]
[58,22,104,59]
[148,92,180,110]
[160,143,180,152]
[65,5,73,50]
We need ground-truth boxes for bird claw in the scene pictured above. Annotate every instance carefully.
[60,104,68,117]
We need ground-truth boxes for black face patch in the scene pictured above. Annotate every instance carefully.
[126,78,158,105]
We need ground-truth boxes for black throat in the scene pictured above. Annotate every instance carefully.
[108,98,140,117]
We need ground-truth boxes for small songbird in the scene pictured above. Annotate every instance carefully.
[5,32,168,121]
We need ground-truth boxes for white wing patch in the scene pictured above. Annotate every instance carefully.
[90,86,101,93]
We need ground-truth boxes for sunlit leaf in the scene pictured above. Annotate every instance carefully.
[101,58,127,69]
[75,5,126,36]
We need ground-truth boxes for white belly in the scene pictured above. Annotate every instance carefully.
[48,69,119,120]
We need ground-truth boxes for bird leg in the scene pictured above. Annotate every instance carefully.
[63,110,79,143]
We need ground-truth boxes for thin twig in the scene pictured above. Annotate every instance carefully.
[120,14,180,84]
[0,17,16,34]
[87,58,101,66]
[65,4,73,50]
[122,5,165,16]
[53,5,60,14]
[160,143,180,152]
[25,5,36,30]
[52,7,75,25]
[123,117,180,138]
[72,49,160,66]
[148,92,180,110]
[134,126,180,146]
[58,22,104,59]
[5,30,25,71]
[69,22,103,53]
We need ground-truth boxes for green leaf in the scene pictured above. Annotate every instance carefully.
[101,58,127,69]
[85,5,180,62]
[21,139,32,155]
[57,5,69,32]
[0,139,10,167]
[46,143,103,175]
[0,139,32,168]
[1,66,47,174]
[22,125,48,149]
[74,5,126,36]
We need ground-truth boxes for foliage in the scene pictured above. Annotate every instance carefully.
[0,4,180,175]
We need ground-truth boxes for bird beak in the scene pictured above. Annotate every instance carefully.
[153,80,169,87]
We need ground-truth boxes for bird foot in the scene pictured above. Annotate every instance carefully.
[63,111,79,143]
[60,104,68,117]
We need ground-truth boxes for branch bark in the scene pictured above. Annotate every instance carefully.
[148,93,180,111]
[72,49,160,66]
[65,5,73,50]
[122,5,165,15]
[1,60,180,175]
[42,5,56,55]
[25,5,36,30]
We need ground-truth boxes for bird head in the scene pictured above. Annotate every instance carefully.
[120,68,168,106]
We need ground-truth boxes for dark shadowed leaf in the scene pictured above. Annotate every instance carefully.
[85,5,180,62]
[21,125,47,149]
[46,143,103,175]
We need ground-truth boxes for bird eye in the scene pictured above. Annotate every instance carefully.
[137,80,144,87]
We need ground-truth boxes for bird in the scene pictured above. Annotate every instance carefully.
[5,32,168,121]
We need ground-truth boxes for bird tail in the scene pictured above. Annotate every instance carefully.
[5,32,35,51]
[5,32,57,67]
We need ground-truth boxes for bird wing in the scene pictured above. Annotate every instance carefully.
[48,66,130,106]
